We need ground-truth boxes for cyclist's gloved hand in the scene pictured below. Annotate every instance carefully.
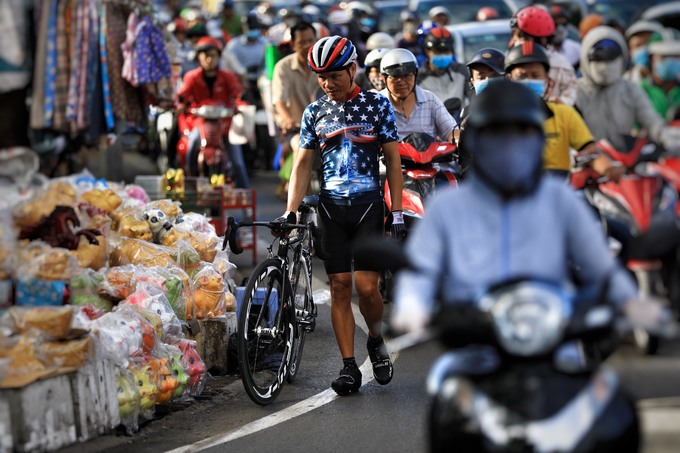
[390,210,406,240]
[272,211,297,236]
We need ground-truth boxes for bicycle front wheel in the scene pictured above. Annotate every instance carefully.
[238,258,294,405]
[287,251,313,383]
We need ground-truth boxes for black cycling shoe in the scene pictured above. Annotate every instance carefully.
[331,365,362,396]
[367,337,393,385]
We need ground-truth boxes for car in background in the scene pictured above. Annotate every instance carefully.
[585,0,669,27]
[409,0,515,25]
[445,19,511,65]
[640,1,680,31]
[375,0,409,35]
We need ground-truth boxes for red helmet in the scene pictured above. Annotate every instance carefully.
[195,36,223,54]
[477,7,499,22]
[510,6,555,38]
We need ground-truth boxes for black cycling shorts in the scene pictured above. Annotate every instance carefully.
[317,201,384,275]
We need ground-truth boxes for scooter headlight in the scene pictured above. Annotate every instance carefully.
[481,282,570,357]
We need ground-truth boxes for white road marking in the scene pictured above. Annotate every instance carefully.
[168,290,396,452]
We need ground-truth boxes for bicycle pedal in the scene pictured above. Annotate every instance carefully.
[299,315,316,333]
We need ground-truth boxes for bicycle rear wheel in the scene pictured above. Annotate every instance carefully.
[287,251,313,383]
[238,258,294,405]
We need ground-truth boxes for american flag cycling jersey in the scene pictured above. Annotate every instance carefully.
[300,86,399,204]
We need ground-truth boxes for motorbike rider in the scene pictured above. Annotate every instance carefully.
[177,37,249,186]
[576,26,680,155]
[550,5,580,69]
[624,19,665,83]
[417,28,472,110]
[360,48,391,92]
[222,14,268,98]
[510,5,577,106]
[476,6,499,22]
[457,48,506,174]
[504,43,622,181]
[355,33,395,91]
[640,32,680,121]
[280,36,404,396]
[378,49,456,142]
[391,78,639,333]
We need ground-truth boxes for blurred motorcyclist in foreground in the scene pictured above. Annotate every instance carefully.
[392,79,639,333]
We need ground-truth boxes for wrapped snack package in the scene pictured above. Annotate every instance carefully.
[13,181,77,228]
[191,265,226,320]
[40,336,94,367]
[224,291,237,312]
[166,230,218,264]
[212,248,237,281]
[128,361,158,418]
[71,304,106,330]
[174,212,216,236]
[122,283,182,339]
[80,189,122,214]
[115,367,141,434]
[99,265,138,300]
[145,199,181,223]
[172,240,202,279]
[152,266,193,321]
[124,184,151,204]
[70,269,113,312]
[16,246,80,282]
[110,206,142,232]
[109,238,175,268]
[0,208,17,280]
[175,338,207,396]
[165,344,190,400]
[72,233,107,270]
[10,306,73,339]
[146,355,179,404]
[6,335,46,375]
[90,307,146,366]
[116,215,153,242]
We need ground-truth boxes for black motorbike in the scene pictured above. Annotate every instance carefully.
[357,239,646,453]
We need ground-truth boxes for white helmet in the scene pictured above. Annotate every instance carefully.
[364,48,391,68]
[328,10,351,25]
[366,32,396,51]
[380,48,418,76]
[429,6,451,19]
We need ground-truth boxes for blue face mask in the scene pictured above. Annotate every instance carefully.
[431,54,453,69]
[360,17,376,28]
[654,58,680,82]
[472,78,501,94]
[631,47,650,68]
[246,30,260,40]
[517,79,546,98]
[474,133,544,196]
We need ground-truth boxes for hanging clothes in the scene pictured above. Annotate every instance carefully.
[53,0,72,132]
[29,0,51,129]
[121,13,172,87]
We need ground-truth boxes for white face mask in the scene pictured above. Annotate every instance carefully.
[588,57,624,87]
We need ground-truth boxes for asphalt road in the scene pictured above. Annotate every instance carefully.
[61,168,680,453]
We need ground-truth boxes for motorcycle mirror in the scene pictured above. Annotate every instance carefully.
[444,97,462,116]
[351,237,412,272]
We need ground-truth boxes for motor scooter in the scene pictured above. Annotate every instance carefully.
[572,136,680,354]
[383,133,459,232]
[176,99,235,179]
[354,239,650,453]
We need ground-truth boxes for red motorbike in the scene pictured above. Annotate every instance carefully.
[177,99,235,178]
[384,133,459,232]
[572,136,680,354]
[381,133,459,302]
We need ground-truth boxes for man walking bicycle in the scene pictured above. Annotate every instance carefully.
[278,36,404,395]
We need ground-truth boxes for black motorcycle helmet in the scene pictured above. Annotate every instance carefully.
[423,27,454,52]
[466,79,546,196]
[504,41,551,73]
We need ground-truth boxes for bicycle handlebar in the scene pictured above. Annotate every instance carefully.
[222,216,310,255]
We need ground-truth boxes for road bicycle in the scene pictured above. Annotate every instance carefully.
[222,197,321,405]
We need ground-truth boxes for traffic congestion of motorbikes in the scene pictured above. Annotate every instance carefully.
[7,0,680,451]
